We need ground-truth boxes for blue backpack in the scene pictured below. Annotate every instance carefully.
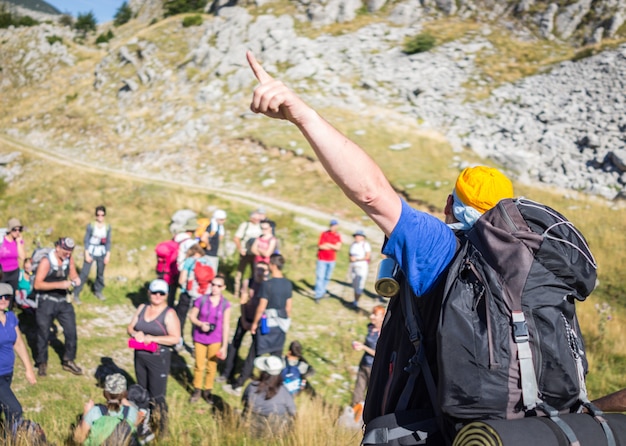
[281,360,302,395]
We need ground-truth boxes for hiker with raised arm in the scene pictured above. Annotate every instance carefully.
[247,52,610,446]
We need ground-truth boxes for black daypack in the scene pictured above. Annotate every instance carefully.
[363,198,603,445]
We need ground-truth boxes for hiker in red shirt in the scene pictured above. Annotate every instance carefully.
[313,219,342,303]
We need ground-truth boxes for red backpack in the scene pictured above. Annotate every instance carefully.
[186,257,215,298]
[155,240,180,285]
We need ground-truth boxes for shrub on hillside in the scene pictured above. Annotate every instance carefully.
[114,1,133,26]
[95,29,114,44]
[74,11,97,35]
[403,33,436,55]
[164,0,208,17]
[0,4,39,29]
[17,15,38,27]
[182,14,203,27]
[46,35,63,45]
[59,14,74,27]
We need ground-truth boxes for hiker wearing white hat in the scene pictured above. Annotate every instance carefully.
[348,229,371,309]
[242,355,296,437]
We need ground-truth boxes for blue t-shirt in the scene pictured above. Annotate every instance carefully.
[382,199,457,297]
[84,404,139,427]
[0,311,18,376]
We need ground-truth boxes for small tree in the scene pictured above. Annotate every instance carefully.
[59,13,74,27]
[114,1,132,26]
[74,11,97,35]
[95,29,114,44]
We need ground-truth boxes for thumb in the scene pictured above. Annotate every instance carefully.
[247,50,273,84]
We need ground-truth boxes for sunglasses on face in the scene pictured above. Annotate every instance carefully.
[151,291,166,296]
[0,295,12,301]
[11,227,22,232]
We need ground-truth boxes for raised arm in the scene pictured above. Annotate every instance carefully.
[247,51,401,237]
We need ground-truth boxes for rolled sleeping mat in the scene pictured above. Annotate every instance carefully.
[453,413,626,446]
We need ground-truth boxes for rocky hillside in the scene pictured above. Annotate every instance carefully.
[1,0,625,201]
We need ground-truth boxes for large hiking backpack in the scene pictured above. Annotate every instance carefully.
[186,257,215,298]
[362,198,604,446]
[155,240,179,285]
[18,247,58,309]
[85,404,137,446]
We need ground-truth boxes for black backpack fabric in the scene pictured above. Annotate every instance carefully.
[363,198,600,445]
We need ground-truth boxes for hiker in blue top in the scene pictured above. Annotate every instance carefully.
[247,51,516,440]
[74,205,112,304]
[0,283,37,434]
[247,52,513,296]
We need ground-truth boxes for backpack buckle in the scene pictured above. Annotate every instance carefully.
[512,311,529,343]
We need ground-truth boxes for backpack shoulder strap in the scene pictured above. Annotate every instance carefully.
[95,403,107,416]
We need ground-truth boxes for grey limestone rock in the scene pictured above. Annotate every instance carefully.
[539,3,558,39]
[555,0,593,39]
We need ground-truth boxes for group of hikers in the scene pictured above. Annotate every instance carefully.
[2,50,625,446]
[0,190,377,446]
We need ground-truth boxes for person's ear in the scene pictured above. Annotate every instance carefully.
[444,194,454,216]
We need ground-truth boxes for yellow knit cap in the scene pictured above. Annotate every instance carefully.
[454,166,514,214]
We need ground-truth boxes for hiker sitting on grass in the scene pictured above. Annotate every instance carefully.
[73,373,142,445]
[242,355,296,438]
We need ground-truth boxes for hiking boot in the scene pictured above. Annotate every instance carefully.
[189,389,201,403]
[95,291,106,301]
[202,390,214,405]
[137,423,155,445]
[37,363,47,377]
[62,360,83,375]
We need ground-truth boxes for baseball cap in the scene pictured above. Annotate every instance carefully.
[353,229,366,237]
[0,283,13,297]
[329,219,339,226]
[104,373,127,394]
[149,279,169,294]
[57,237,75,251]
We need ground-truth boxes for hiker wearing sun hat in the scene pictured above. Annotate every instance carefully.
[349,229,372,309]
[241,355,296,437]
